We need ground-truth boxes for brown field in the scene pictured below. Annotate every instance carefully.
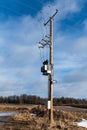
[0,104,87,130]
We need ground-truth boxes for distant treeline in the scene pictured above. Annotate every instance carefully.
[53,97,87,105]
[0,95,87,107]
[53,97,87,107]
[0,95,46,105]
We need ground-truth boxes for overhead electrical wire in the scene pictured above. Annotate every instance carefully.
[0,1,82,69]
[38,11,48,38]
[37,9,50,63]
[35,0,45,5]
[39,48,44,63]
[0,0,46,36]
[38,11,47,62]
[39,11,50,37]
[0,0,49,37]
[0,0,50,63]
[38,10,52,63]
[15,1,48,62]
[0,5,23,15]
[12,0,48,38]
[12,0,37,12]
[0,0,39,16]
[38,19,45,37]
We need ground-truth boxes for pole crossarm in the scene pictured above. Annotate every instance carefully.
[44,9,58,26]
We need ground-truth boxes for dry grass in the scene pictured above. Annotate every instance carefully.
[0,105,87,130]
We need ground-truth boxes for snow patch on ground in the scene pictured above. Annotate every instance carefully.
[0,112,17,117]
[74,119,87,128]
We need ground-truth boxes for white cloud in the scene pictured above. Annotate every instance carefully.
[62,68,87,83]
[74,37,87,52]
[54,53,81,70]
[49,0,87,98]
[41,0,85,22]
[54,82,87,98]
[0,0,87,98]
[9,44,39,67]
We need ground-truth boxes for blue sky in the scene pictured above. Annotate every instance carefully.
[0,0,87,98]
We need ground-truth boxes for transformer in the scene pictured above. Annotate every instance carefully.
[41,60,51,75]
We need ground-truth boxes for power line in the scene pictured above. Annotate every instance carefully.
[0,5,23,15]
[39,48,43,63]
[12,0,37,12]
[48,4,52,17]
[0,0,39,16]
[39,11,50,37]
[0,1,48,42]
[12,0,48,38]
[35,0,45,5]
[38,19,45,37]
[36,0,52,6]
[40,11,46,23]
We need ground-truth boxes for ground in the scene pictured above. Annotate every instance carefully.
[0,104,87,130]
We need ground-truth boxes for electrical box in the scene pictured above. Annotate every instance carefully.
[41,65,51,75]
[47,65,51,74]
[41,60,51,75]
[46,100,51,109]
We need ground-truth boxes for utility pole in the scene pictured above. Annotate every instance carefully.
[44,9,58,125]
[40,9,58,125]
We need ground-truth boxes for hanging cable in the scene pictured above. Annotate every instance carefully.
[48,4,52,17]
[12,0,37,12]
[42,47,45,61]
[0,0,43,16]
[0,5,23,15]
[45,44,49,62]
[35,0,45,5]
[13,0,48,39]
[12,0,52,38]
[40,11,49,37]
[38,19,45,38]
[39,48,43,63]
[40,11,46,23]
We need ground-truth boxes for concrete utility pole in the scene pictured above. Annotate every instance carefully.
[44,9,58,124]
